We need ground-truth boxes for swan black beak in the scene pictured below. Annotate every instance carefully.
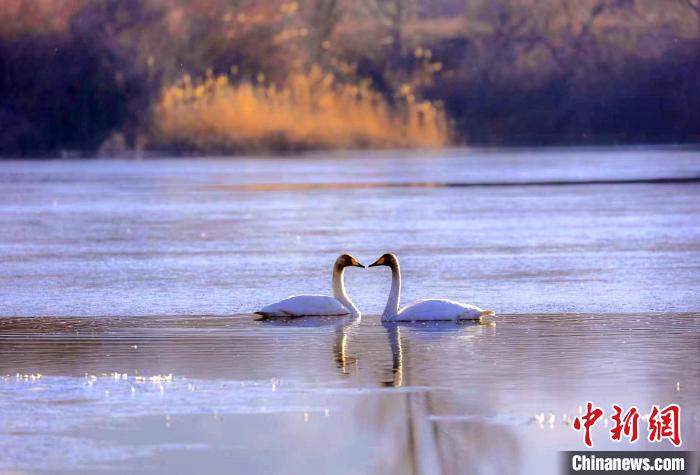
[368,256,386,267]
[355,263,365,268]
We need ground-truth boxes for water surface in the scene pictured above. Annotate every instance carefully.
[0,147,698,473]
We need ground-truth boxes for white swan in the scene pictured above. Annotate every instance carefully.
[256,254,364,318]
[369,253,495,321]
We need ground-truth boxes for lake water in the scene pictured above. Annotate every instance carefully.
[0,147,699,473]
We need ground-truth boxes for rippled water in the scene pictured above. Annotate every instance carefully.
[0,147,699,473]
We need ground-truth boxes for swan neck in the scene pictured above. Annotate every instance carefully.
[382,261,401,320]
[332,264,360,317]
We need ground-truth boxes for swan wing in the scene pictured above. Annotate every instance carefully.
[256,295,351,317]
[396,299,494,321]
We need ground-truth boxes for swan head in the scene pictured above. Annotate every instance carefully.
[368,253,398,268]
[335,253,365,269]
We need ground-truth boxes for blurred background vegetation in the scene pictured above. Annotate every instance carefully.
[1,0,699,157]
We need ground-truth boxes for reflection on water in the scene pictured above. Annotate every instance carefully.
[259,315,362,375]
[1,313,698,473]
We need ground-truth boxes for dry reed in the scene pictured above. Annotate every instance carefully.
[153,67,448,153]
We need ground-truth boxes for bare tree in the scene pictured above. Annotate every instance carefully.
[676,0,700,31]
[678,0,700,15]
[518,0,635,74]
[305,0,343,63]
[363,0,418,58]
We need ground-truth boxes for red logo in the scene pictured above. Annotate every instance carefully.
[571,402,682,448]
[609,404,640,443]
[648,404,682,447]
[572,401,604,447]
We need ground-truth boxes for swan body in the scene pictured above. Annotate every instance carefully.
[369,253,494,322]
[394,299,494,321]
[256,254,364,318]
[257,295,351,317]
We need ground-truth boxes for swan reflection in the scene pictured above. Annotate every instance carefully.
[377,320,519,475]
[381,320,489,388]
[257,314,362,375]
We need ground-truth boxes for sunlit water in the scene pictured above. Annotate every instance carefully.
[0,147,699,473]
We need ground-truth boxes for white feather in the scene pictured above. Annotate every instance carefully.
[256,254,362,318]
[374,254,495,322]
[395,299,493,321]
[257,295,351,317]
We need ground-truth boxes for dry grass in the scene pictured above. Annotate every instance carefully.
[153,67,448,153]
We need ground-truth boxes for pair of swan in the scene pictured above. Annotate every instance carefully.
[256,253,494,321]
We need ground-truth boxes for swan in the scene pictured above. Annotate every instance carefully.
[255,253,364,318]
[369,253,495,321]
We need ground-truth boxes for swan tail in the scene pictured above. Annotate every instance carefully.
[478,309,496,318]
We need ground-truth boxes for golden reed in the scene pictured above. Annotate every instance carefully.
[154,67,448,153]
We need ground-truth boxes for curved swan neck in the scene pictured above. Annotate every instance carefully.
[382,260,401,321]
[332,263,360,317]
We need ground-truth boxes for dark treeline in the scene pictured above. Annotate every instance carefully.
[1,0,699,157]
[422,1,700,145]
